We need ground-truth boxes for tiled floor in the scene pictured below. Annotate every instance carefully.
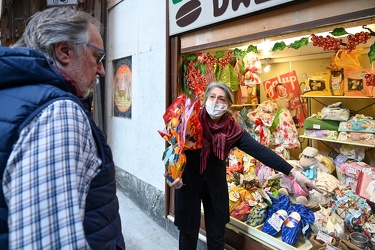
[117,189,179,250]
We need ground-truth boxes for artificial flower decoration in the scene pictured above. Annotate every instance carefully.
[183,53,217,98]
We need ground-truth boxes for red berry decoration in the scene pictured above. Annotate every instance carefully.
[310,34,342,53]
[311,31,371,53]
[364,74,375,86]
[345,31,371,53]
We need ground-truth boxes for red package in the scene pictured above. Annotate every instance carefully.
[230,200,252,222]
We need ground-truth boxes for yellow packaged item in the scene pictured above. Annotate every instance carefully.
[330,69,344,96]
[303,71,332,96]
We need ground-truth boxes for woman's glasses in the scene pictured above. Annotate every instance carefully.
[87,43,106,64]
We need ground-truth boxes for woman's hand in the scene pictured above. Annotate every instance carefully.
[293,171,322,194]
[164,173,184,189]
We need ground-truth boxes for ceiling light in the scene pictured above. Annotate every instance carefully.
[263,59,271,73]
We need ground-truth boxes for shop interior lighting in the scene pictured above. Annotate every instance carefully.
[263,59,271,73]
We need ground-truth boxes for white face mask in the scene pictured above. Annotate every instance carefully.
[205,99,228,120]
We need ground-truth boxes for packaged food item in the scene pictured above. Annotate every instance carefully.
[262,209,288,236]
[304,129,338,140]
[321,102,350,121]
[330,69,344,96]
[344,69,375,97]
[339,115,375,133]
[304,114,340,130]
[303,71,332,96]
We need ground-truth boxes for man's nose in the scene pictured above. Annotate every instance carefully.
[97,62,106,77]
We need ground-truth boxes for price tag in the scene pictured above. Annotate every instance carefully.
[316,231,333,244]
[263,167,271,178]
[347,167,357,175]
[314,212,323,222]
[243,155,249,163]
[334,154,348,165]
[267,213,284,232]
[247,199,258,206]
[258,202,268,209]
[348,209,361,218]
[366,224,375,233]
[331,79,340,90]
[252,191,263,201]
[326,244,339,250]
[313,124,321,129]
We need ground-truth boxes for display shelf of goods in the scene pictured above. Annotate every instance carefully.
[301,95,375,148]
[232,104,258,108]
[227,217,312,250]
[299,135,375,148]
[219,23,375,249]
[231,104,259,111]
[301,95,373,99]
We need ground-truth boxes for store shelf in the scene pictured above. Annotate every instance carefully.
[301,94,374,150]
[301,95,373,99]
[231,104,259,111]
[299,135,375,148]
[232,104,258,108]
[227,218,312,250]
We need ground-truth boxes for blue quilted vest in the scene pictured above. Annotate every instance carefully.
[0,46,124,249]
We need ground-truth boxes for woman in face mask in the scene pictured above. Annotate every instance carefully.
[166,82,319,250]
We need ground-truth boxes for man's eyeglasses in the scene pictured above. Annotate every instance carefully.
[87,43,106,64]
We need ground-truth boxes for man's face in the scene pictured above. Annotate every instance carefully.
[67,24,105,98]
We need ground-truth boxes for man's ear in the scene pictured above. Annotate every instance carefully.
[54,42,72,66]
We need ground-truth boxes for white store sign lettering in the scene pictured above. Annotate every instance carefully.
[169,0,297,35]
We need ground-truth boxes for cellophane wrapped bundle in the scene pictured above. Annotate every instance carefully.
[158,94,203,182]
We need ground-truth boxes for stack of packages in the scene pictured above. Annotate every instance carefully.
[337,114,375,146]
[308,188,374,250]
[303,102,350,140]
[260,178,375,249]
[227,148,274,228]
[330,114,375,201]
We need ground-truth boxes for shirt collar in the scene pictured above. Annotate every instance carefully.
[55,67,84,98]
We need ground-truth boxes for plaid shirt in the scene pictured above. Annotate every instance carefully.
[3,100,102,250]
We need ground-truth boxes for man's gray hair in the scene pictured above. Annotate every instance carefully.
[204,82,234,104]
[12,7,102,70]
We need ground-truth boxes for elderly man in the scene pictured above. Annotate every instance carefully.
[0,7,125,250]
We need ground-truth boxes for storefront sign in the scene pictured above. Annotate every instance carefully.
[46,0,78,6]
[169,0,297,35]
